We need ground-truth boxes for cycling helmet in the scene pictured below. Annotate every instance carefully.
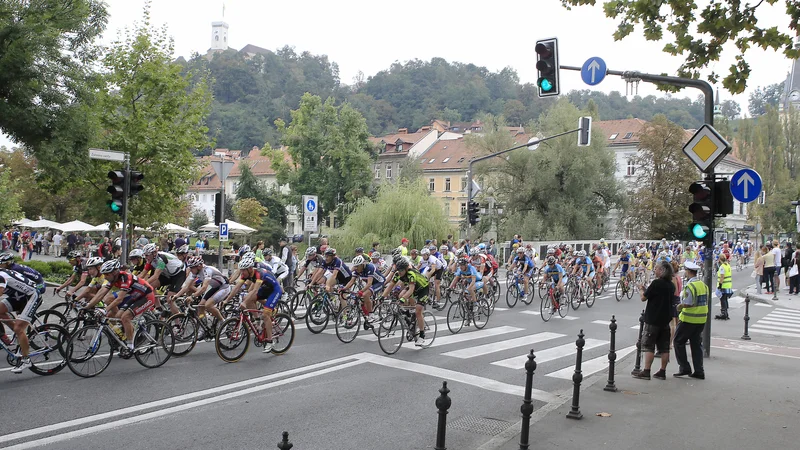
[455,249,466,257]
[395,259,410,271]
[457,258,469,266]
[99,259,121,274]
[324,248,336,256]
[355,247,364,254]
[187,256,204,268]
[410,249,418,255]
[392,254,404,264]
[578,250,586,257]
[238,256,255,269]
[175,245,190,254]
[67,250,82,259]
[392,247,402,257]
[512,243,520,249]
[142,243,157,255]
[242,251,256,260]
[264,248,273,256]
[546,248,555,255]
[429,245,437,253]
[0,252,13,264]
[238,245,251,255]
[129,249,143,259]
[352,255,366,266]
[306,247,317,257]
[85,256,104,268]
[477,243,486,251]
[420,248,430,256]
[546,256,556,265]
[516,247,525,253]
[371,252,382,259]
[439,245,448,252]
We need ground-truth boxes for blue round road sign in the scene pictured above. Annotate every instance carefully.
[306,199,316,212]
[581,57,607,86]
[730,168,762,203]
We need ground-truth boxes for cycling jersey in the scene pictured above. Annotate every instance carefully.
[242,268,283,309]
[544,264,566,282]
[72,259,87,276]
[392,268,430,300]
[513,255,534,270]
[105,272,156,316]
[0,269,41,323]
[419,255,443,272]
[7,263,44,286]
[194,265,228,289]
[354,262,386,290]
[264,258,289,278]
[320,257,353,283]
[575,256,595,275]
[303,255,325,271]
[145,252,185,277]
[455,264,483,282]
[619,255,631,273]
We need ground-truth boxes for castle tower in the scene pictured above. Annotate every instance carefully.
[210,20,229,51]
[780,36,800,112]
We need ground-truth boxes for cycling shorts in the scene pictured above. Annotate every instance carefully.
[474,280,484,290]
[620,266,629,275]
[203,284,232,304]
[369,282,384,294]
[119,292,156,317]
[413,285,430,305]
[256,284,283,310]
[159,270,187,294]
[1,292,42,323]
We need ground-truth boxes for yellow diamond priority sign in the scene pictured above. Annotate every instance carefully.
[682,124,731,172]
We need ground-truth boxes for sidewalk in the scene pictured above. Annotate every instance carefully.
[495,345,800,450]
[743,282,800,311]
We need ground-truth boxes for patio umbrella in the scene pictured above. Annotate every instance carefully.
[57,220,95,232]
[23,219,63,229]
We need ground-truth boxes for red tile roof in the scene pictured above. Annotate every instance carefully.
[593,118,648,145]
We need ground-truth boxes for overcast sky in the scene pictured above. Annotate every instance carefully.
[1,0,794,148]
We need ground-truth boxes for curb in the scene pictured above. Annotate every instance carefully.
[740,286,800,311]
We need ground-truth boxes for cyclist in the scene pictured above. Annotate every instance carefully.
[418,248,444,305]
[262,249,291,288]
[142,243,187,316]
[55,251,89,298]
[128,249,146,275]
[636,247,651,286]
[0,252,45,295]
[542,256,566,310]
[0,268,43,372]
[73,256,106,303]
[223,255,282,353]
[469,248,490,297]
[370,251,390,276]
[571,250,596,291]
[296,247,324,283]
[733,241,745,267]
[381,258,430,346]
[319,248,353,309]
[512,247,534,297]
[344,255,383,326]
[99,259,157,352]
[408,249,421,268]
[612,248,634,285]
[449,257,483,307]
[179,256,230,336]
[439,245,455,273]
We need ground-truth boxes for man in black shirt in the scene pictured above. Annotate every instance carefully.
[634,260,676,380]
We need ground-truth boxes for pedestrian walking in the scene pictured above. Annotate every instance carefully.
[762,245,776,294]
[753,249,764,295]
[789,248,800,295]
[715,255,732,320]
[634,260,676,380]
[782,243,795,289]
[772,240,783,292]
[673,261,707,380]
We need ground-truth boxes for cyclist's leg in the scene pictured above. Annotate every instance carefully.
[206,284,230,322]
[1,300,29,357]
[261,287,281,343]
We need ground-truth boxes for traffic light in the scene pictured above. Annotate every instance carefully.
[714,180,733,216]
[107,170,125,215]
[129,170,144,197]
[468,201,481,226]
[214,193,222,225]
[578,116,592,146]
[688,181,713,239]
[535,38,560,97]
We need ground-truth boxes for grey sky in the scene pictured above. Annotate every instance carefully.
[1,0,793,147]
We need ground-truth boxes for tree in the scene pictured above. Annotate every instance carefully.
[719,100,741,121]
[233,198,268,229]
[0,0,107,147]
[235,160,288,226]
[189,209,209,231]
[621,115,699,239]
[782,105,800,180]
[0,170,22,225]
[561,1,800,93]
[271,93,375,224]
[748,83,784,117]
[331,181,455,254]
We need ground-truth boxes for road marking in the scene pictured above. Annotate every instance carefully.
[630,325,640,329]
[412,326,524,350]
[775,308,800,315]
[750,326,800,338]
[756,319,800,328]
[492,339,607,369]
[0,356,363,447]
[767,312,800,320]
[319,316,450,342]
[753,303,772,308]
[520,311,540,316]
[545,345,636,379]
[356,352,557,402]
[493,307,509,311]
[441,332,565,359]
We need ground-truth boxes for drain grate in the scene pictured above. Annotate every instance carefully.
[448,415,513,436]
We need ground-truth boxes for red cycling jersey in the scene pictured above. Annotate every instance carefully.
[107,272,154,300]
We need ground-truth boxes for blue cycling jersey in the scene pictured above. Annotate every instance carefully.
[576,257,595,274]
[513,255,534,269]
[354,262,385,285]
[9,263,44,285]
[321,257,353,278]
[455,264,482,282]
[544,264,566,281]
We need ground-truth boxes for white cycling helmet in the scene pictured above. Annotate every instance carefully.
[142,243,157,255]
[99,259,121,274]
[420,248,430,256]
[238,256,255,269]
[352,255,366,266]
[85,256,104,268]
[129,249,143,259]
[306,247,317,257]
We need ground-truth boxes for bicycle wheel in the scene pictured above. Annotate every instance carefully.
[584,283,596,308]
[334,304,361,344]
[491,278,501,304]
[134,320,174,368]
[27,323,68,376]
[305,297,330,334]
[36,309,67,327]
[506,283,519,308]
[419,311,436,348]
[538,282,548,300]
[66,325,114,378]
[473,300,490,329]
[615,280,624,301]
[270,313,295,354]
[626,281,634,299]
[275,300,291,317]
[446,301,465,334]
[49,301,79,323]
[377,314,404,355]
[215,317,250,363]
[557,295,568,318]
[165,313,198,357]
[569,283,582,310]
[540,295,554,322]
[290,291,309,320]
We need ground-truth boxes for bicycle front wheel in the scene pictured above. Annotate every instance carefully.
[334,305,361,344]
[506,284,519,308]
[473,300,490,329]
[446,301,465,334]
[540,295,554,322]
[626,281,634,299]
[584,283,596,308]
[305,297,330,334]
[377,314,404,355]
[419,311,437,348]
[538,283,548,300]
[28,323,68,376]
[215,317,250,363]
[134,320,174,368]
[615,280,624,301]
[290,290,309,320]
[165,313,198,357]
[270,313,295,354]
[66,325,114,378]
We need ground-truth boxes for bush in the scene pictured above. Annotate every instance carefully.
[23,260,52,277]
[48,261,74,275]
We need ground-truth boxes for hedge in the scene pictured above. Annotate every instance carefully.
[10,257,74,284]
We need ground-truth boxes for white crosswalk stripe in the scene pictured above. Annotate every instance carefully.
[751,308,800,338]
[442,332,565,359]
[545,345,636,379]
[491,338,607,369]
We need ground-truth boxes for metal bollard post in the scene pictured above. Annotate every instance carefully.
[566,329,585,420]
[277,431,293,450]
[435,381,452,450]
[604,316,618,392]
[741,294,751,340]
[518,350,537,450]
[631,310,645,376]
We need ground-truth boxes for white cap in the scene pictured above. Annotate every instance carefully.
[684,261,700,271]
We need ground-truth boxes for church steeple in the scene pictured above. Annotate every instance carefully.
[780,36,800,112]
[210,2,229,51]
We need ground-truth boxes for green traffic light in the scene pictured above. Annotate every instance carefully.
[540,79,553,92]
[108,200,122,213]
[690,223,708,239]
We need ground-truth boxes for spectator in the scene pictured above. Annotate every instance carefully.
[98,237,112,260]
[674,261,707,380]
[371,241,380,256]
[772,240,783,292]
[203,236,210,253]
[318,237,329,255]
[51,232,62,257]
[34,232,42,255]
[174,234,185,250]
[783,242,795,289]
[399,238,409,256]
[195,237,205,255]
[715,255,732,320]
[789,247,800,295]
[66,232,77,254]
[634,260,675,380]
[166,235,174,252]
[488,238,497,258]
[136,234,149,249]
[754,248,764,295]
[11,228,19,252]
[763,244,776,294]
[290,245,299,278]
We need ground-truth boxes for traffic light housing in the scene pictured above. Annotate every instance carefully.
[129,170,144,197]
[689,181,713,240]
[107,170,125,215]
[214,193,222,225]
[578,116,592,147]
[714,180,733,216]
[535,38,560,97]
[468,201,481,226]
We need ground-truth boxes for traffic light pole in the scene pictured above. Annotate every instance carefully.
[466,127,583,241]
[121,153,131,265]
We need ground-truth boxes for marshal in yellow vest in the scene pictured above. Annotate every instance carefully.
[680,280,709,324]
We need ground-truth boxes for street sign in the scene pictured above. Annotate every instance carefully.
[527,132,545,151]
[758,191,766,205]
[470,180,482,199]
[210,160,235,181]
[302,195,318,232]
[219,223,229,241]
[730,168,762,203]
[89,148,125,162]
[580,57,606,86]
[682,124,731,172]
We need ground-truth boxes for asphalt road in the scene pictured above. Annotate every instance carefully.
[0,267,781,450]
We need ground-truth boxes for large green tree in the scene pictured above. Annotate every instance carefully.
[235,161,288,227]
[0,0,107,147]
[748,83,784,117]
[0,170,22,225]
[562,0,800,93]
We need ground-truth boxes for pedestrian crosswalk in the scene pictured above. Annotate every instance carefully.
[751,308,800,338]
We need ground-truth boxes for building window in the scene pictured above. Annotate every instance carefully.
[429,178,435,191]
[623,132,633,139]
[609,133,618,140]
[442,157,450,163]
[396,144,404,152]
[461,177,467,191]
[445,178,451,192]
[460,202,467,216]
[739,201,745,215]
[374,164,380,179]
[386,164,392,179]
[232,182,239,192]
[428,158,435,164]
[444,201,451,217]
[626,159,636,176]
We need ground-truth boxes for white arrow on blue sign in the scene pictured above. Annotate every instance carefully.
[730,168,762,203]
[581,57,606,86]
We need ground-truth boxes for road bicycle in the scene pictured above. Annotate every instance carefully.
[65,310,174,378]
[505,270,533,308]
[432,271,457,311]
[540,281,568,322]
[446,285,491,334]
[614,273,635,301]
[569,274,596,310]
[164,295,236,357]
[215,306,294,363]
[305,286,347,333]
[377,300,436,355]
[334,289,381,343]
[1,316,69,376]
[735,255,744,272]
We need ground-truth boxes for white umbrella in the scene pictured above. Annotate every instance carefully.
[24,219,63,229]
[89,222,122,232]
[13,218,32,226]
[57,220,95,232]
[198,219,257,235]
[162,223,194,234]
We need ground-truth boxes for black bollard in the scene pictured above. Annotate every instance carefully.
[631,310,645,376]
[566,329,585,420]
[435,381,452,450]
[518,350,537,450]
[741,294,751,341]
[277,431,293,450]
[604,316,618,392]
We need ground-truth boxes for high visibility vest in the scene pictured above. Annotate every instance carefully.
[719,263,732,289]
[680,280,709,324]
